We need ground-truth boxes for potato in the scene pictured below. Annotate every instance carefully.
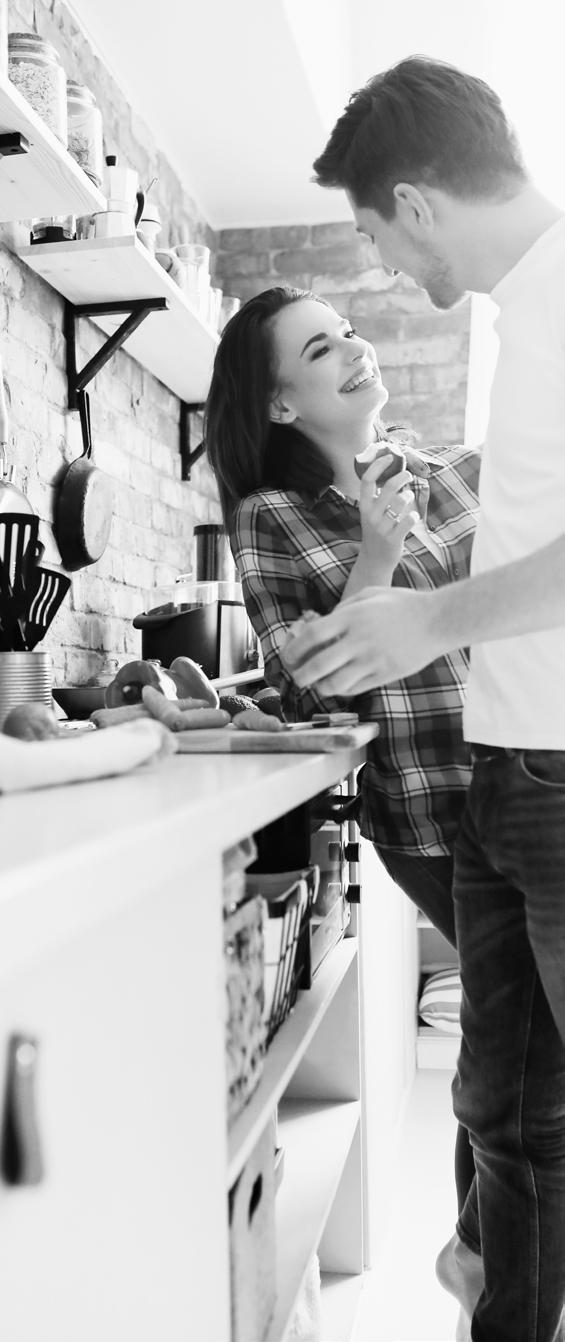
[2,702,61,741]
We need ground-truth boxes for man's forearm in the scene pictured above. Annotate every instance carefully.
[434,532,565,651]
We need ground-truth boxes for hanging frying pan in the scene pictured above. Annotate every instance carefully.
[54,390,114,571]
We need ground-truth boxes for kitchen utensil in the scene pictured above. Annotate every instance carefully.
[0,512,40,650]
[173,243,210,291]
[137,200,161,253]
[54,390,114,571]
[104,155,145,226]
[194,524,237,582]
[173,722,379,753]
[52,685,106,719]
[92,210,136,239]
[19,564,71,651]
[132,588,254,681]
[0,650,53,728]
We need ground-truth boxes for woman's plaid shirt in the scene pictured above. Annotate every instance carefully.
[232,445,481,856]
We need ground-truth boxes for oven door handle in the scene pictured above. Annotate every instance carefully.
[312,793,362,824]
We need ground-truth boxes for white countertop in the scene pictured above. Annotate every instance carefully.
[0,728,376,979]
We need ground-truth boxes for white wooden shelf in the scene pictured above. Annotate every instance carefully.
[266,1098,360,1342]
[227,938,358,1187]
[320,1272,364,1342]
[0,73,105,221]
[18,233,219,402]
[417,1025,461,1070]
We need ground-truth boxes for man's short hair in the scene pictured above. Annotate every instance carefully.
[313,56,527,219]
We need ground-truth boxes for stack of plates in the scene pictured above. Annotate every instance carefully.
[0,652,53,728]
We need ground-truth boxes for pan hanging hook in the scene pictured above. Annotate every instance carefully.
[77,389,92,460]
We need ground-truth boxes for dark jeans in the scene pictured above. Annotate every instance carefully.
[376,845,476,1213]
[453,747,565,1342]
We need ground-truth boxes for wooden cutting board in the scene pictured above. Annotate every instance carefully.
[174,723,379,753]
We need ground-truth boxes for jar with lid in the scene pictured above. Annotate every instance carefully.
[8,32,67,145]
[66,81,103,187]
[30,215,75,244]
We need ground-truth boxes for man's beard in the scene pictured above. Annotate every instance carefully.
[422,254,468,310]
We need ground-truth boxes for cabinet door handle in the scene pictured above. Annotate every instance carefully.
[1,1034,44,1186]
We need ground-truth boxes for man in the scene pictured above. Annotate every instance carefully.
[283,57,565,1342]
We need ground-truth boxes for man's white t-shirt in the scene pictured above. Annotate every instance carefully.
[463,216,565,748]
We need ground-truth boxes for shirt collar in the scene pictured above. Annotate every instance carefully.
[313,446,444,523]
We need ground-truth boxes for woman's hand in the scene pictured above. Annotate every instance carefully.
[346,452,419,597]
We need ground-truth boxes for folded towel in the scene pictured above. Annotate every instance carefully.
[0,719,175,793]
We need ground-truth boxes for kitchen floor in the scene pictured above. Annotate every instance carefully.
[353,1069,461,1342]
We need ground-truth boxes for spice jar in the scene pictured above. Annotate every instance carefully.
[66,81,103,187]
[8,32,67,146]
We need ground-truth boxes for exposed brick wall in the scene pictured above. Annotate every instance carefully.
[0,0,221,686]
[0,4,471,689]
[215,222,471,448]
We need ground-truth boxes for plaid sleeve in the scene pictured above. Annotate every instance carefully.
[231,493,345,721]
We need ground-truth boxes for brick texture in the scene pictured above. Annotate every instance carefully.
[0,5,470,690]
[215,220,471,454]
[0,0,220,685]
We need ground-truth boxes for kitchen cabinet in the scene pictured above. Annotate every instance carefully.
[18,234,219,403]
[0,736,379,1342]
[0,73,105,222]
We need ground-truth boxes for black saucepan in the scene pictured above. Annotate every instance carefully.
[54,391,114,571]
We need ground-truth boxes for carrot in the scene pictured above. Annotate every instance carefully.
[232,709,284,732]
[142,686,229,731]
[91,704,150,728]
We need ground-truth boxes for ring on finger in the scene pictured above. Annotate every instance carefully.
[385,504,400,523]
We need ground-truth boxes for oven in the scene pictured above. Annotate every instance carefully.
[250,769,362,978]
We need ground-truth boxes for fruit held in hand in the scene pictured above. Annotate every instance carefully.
[354,442,406,482]
[2,702,61,740]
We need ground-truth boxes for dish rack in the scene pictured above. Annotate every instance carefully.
[246,866,318,1045]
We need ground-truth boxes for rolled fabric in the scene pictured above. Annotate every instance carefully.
[0,719,174,794]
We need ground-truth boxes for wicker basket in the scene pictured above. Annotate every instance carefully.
[224,880,266,1125]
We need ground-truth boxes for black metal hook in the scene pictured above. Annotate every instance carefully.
[77,389,92,459]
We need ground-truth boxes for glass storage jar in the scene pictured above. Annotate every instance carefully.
[30,215,74,244]
[66,81,103,187]
[8,32,67,145]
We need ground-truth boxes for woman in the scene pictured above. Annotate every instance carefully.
[205,284,480,1211]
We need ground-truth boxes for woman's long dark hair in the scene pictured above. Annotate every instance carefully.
[204,285,394,528]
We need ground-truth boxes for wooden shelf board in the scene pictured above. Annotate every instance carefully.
[320,1271,364,1342]
[18,234,219,402]
[266,1099,360,1342]
[0,74,105,221]
[417,1026,461,1070]
[227,939,358,1187]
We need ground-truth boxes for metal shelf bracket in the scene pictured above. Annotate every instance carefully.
[180,401,206,481]
[0,132,30,158]
[64,296,168,408]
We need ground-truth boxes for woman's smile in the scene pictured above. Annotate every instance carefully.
[340,366,377,393]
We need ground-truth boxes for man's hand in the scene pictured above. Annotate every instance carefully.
[282,587,444,694]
